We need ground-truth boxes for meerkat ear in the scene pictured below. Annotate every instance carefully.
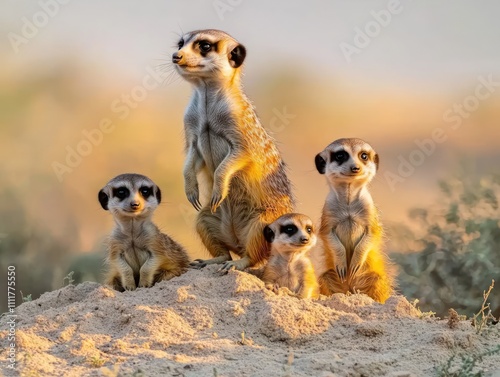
[263,226,275,243]
[98,189,109,210]
[229,44,246,68]
[315,154,326,174]
[155,186,162,204]
[374,153,380,170]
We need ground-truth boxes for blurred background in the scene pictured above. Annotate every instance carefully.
[1,0,499,317]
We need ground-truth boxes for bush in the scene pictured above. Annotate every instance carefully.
[393,172,500,318]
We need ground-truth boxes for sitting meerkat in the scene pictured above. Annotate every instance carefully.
[313,138,394,303]
[98,173,189,291]
[262,213,320,299]
[172,29,294,272]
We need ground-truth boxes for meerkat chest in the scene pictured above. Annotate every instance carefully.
[186,92,236,171]
[119,233,151,271]
[332,203,369,250]
[281,260,306,291]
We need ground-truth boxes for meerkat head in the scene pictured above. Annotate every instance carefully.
[172,29,246,83]
[263,213,317,256]
[98,173,162,220]
[315,138,379,187]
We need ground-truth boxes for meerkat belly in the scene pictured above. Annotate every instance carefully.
[198,130,229,172]
[122,241,150,274]
[335,218,366,253]
[281,272,300,293]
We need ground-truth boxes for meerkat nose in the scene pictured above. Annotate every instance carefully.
[172,52,183,64]
[130,201,140,209]
[300,236,309,244]
[351,165,360,173]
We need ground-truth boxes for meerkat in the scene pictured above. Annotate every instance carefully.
[313,138,394,303]
[98,173,189,291]
[262,213,320,299]
[172,29,294,271]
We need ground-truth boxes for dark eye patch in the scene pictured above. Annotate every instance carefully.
[280,224,298,236]
[177,39,184,49]
[359,151,369,162]
[198,40,213,56]
[140,186,152,199]
[331,150,349,166]
[113,187,130,201]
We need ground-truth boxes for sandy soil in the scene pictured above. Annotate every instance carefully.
[1,266,499,377]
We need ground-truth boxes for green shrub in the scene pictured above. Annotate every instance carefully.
[393,172,500,318]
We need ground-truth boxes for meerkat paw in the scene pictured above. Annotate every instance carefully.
[185,187,202,211]
[189,255,231,269]
[265,283,280,294]
[209,192,225,213]
[190,259,208,269]
[219,257,250,273]
[138,277,153,288]
[349,262,363,278]
[120,275,137,291]
[122,283,136,291]
[336,262,348,283]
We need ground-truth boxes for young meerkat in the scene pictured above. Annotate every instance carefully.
[98,173,189,291]
[313,138,394,303]
[172,29,294,271]
[262,213,320,299]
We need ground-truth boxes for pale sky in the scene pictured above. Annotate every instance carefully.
[2,1,500,93]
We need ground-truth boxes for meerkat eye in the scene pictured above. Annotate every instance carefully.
[280,224,298,236]
[306,226,313,234]
[177,39,184,49]
[360,152,368,161]
[199,41,212,53]
[140,186,152,199]
[113,187,130,200]
[332,151,348,163]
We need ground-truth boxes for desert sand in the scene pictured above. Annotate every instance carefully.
[1,266,499,377]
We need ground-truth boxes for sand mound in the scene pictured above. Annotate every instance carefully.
[1,266,499,376]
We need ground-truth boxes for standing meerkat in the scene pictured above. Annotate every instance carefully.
[172,29,294,271]
[262,213,320,299]
[313,138,394,303]
[98,173,189,291]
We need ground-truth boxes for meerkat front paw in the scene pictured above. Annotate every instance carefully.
[210,194,223,213]
[349,262,363,278]
[335,260,348,283]
[209,183,229,213]
[121,275,136,291]
[265,283,280,294]
[138,276,153,288]
[185,185,202,211]
[219,257,250,272]
[122,282,137,291]
[209,189,227,213]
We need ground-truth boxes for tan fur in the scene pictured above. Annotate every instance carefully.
[99,174,189,291]
[313,138,394,303]
[173,29,294,271]
[262,214,319,299]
